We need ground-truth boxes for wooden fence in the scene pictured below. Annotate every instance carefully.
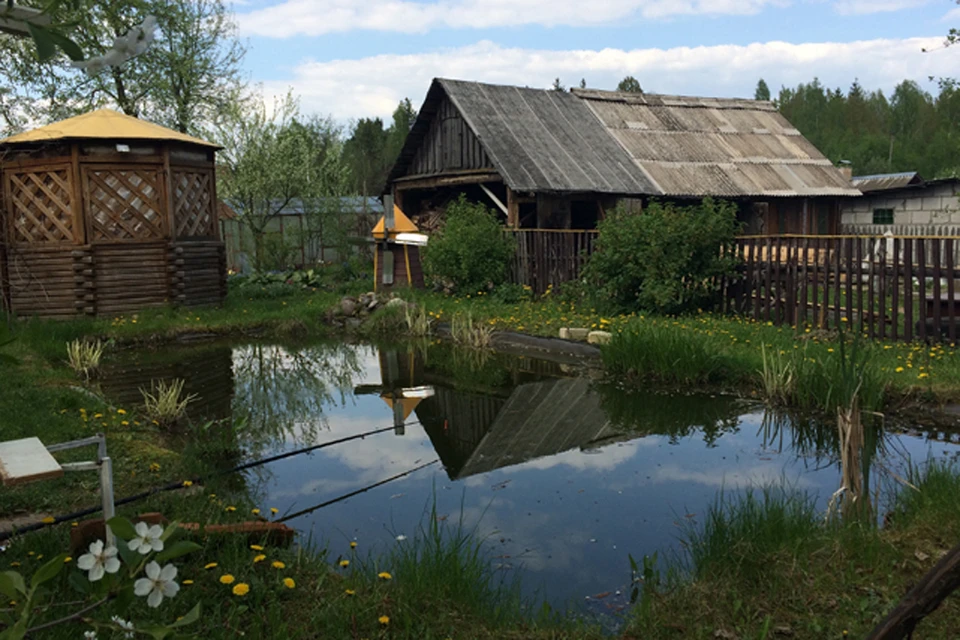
[507,229,597,294]
[729,235,960,342]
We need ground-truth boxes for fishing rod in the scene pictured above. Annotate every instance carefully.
[277,459,439,523]
[0,420,423,541]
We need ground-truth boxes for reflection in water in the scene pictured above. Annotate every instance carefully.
[99,340,960,609]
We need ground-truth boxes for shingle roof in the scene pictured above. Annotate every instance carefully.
[851,172,924,193]
[572,89,861,197]
[0,109,219,148]
[389,79,861,198]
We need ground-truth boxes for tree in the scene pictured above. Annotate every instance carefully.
[617,76,643,93]
[551,77,565,91]
[214,92,314,269]
[579,78,587,89]
[754,79,771,102]
[343,118,389,198]
[0,0,245,136]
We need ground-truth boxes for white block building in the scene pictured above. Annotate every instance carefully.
[841,172,960,235]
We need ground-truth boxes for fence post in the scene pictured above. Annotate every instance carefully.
[918,240,927,342]
[892,238,901,342]
[905,239,914,342]
[933,239,942,342]
[948,238,956,344]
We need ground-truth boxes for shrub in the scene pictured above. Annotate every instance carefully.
[66,339,104,380]
[583,198,741,313]
[422,195,515,294]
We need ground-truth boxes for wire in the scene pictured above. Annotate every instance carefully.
[0,420,422,541]
[277,460,439,523]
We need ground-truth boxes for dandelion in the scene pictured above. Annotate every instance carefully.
[232,583,250,596]
[919,372,930,379]
[117,409,127,415]
[77,540,121,582]
[148,463,161,472]
[250,544,264,551]
[254,554,266,563]
[135,561,179,608]
[128,522,164,555]
[219,574,235,584]
[64,556,72,563]
[182,579,194,585]
[350,541,357,549]
[41,516,55,524]
[345,588,356,596]
[251,508,260,515]
[378,571,392,580]
[204,562,218,570]
[9,562,19,567]
[283,577,296,589]
[339,559,350,568]
[379,615,390,625]
[272,561,285,569]
[225,506,236,513]
[182,480,193,487]
[270,508,279,515]
[896,367,905,373]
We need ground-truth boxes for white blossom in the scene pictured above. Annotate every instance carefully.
[395,535,407,542]
[69,15,157,74]
[84,632,97,640]
[76,540,120,582]
[128,521,164,555]
[134,561,179,608]
[111,615,135,639]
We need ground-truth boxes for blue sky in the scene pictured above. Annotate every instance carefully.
[229,0,960,120]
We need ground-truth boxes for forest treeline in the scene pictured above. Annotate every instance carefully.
[765,78,960,179]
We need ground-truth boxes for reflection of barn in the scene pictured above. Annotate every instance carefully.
[369,347,628,479]
[99,345,235,424]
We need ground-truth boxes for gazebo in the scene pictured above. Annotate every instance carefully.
[0,110,226,318]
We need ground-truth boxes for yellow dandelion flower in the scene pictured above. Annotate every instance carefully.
[350,541,357,549]
[378,571,392,580]
[182,480,193,487]
[270,508,279,515]
[272,561,285,569]
[204,562,218,570]
[9,562,19,567]
[183,579,194,585]
[41,517,55,524]
[225,506,237,512]
[117,409,126,415]
[379,615,390,625]
[253,554,266,563]
[283,577,296,589]
[219,574,235,584]
[251,508,260,515]
[919,372,930,379]
[250,545,264,551]
[339,559,350,568]
[232,583,250,596]
[63,557,72,563]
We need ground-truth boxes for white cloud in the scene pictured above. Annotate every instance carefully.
[238,0,783,37]
[257,36,949,121]
[833,0,932,15]
[942,6,960,22]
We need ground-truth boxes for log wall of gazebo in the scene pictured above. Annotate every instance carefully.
[0,135,226,318]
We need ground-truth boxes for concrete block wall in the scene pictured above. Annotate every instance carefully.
[841,183,960,230]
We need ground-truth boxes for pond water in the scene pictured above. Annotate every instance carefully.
[101,340,960,612]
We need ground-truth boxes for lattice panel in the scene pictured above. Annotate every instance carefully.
[5,167,74,244]
[173,170,215,237]
[85,167,165,241]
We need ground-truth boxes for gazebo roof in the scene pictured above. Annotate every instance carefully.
[0,109,219,148]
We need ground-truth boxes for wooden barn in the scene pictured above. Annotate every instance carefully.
[385,78,860,234]
[0,110,226,319]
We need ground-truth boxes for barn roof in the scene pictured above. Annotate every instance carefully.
[0,109,219,148]
[389,79,860,198]
[851,172,924,193]
[388,78,657,195]
[571,88,861,198]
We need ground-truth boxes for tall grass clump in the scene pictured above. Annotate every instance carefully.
[66,338,104,380]
[141,378,197,427]
[684,487,822,583]
[451,311,493,348]
[892,460,960,533]
[404,304,432,337]
[603,323,744,385]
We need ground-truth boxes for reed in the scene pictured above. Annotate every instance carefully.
[404,304,432,337]
[450,311,493,348]
[140,378,197,427]
[65,339,104,380]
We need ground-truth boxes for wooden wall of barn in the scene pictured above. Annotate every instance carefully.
[407,97,493,176]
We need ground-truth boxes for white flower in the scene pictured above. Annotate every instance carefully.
[395,535,407,542]
[76,540,120,582]
[111,615,135,639]
[84,632,97,640]
[128,521,164,555]
[134,561,179,608]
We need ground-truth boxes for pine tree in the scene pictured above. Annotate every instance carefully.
[616,76,643,93]
[754,79,771,102]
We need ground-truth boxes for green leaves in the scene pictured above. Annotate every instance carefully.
[106,516,138,542]
[140,603,201,639]
[155,541,202,563]
[0,572,26,600]
[30,554,68,590]
[25,22,84,62]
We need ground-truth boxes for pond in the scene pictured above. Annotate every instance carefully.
[100,340,960,613]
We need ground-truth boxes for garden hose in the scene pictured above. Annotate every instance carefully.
[0,420,423,541]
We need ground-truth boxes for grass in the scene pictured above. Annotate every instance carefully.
[450,311,493,349]
[140,378,198,427]
[65,339,104,380]
[624,462,960,640]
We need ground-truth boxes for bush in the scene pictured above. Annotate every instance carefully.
[422,195,515,294]
[583,198,741,313]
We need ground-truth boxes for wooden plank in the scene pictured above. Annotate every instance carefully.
[856,238,864,336]
[812,237,820,327]
[868,238,876,340]
[918,240,927,342]
[892,238,901,342]
[748,239,759,320]
[880,238,888,341]
[845,237,853,330]
[0,437,64,486]
[833,237,842,330]
[948,239,956,344]
[798,236,808,327]
[933,239,942,342]
[905,239,914,342]
[763,237,772,322]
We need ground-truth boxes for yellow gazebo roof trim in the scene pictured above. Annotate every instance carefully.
[380,396,422,421]
[0,109,220,149]
[372,205,419,239]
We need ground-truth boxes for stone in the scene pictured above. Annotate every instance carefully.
[340,297,358,316]
[386,298,406,309]
[587,330,612,345]
[561,327,591,341]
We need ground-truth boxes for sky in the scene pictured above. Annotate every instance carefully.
[229,0,960,122]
